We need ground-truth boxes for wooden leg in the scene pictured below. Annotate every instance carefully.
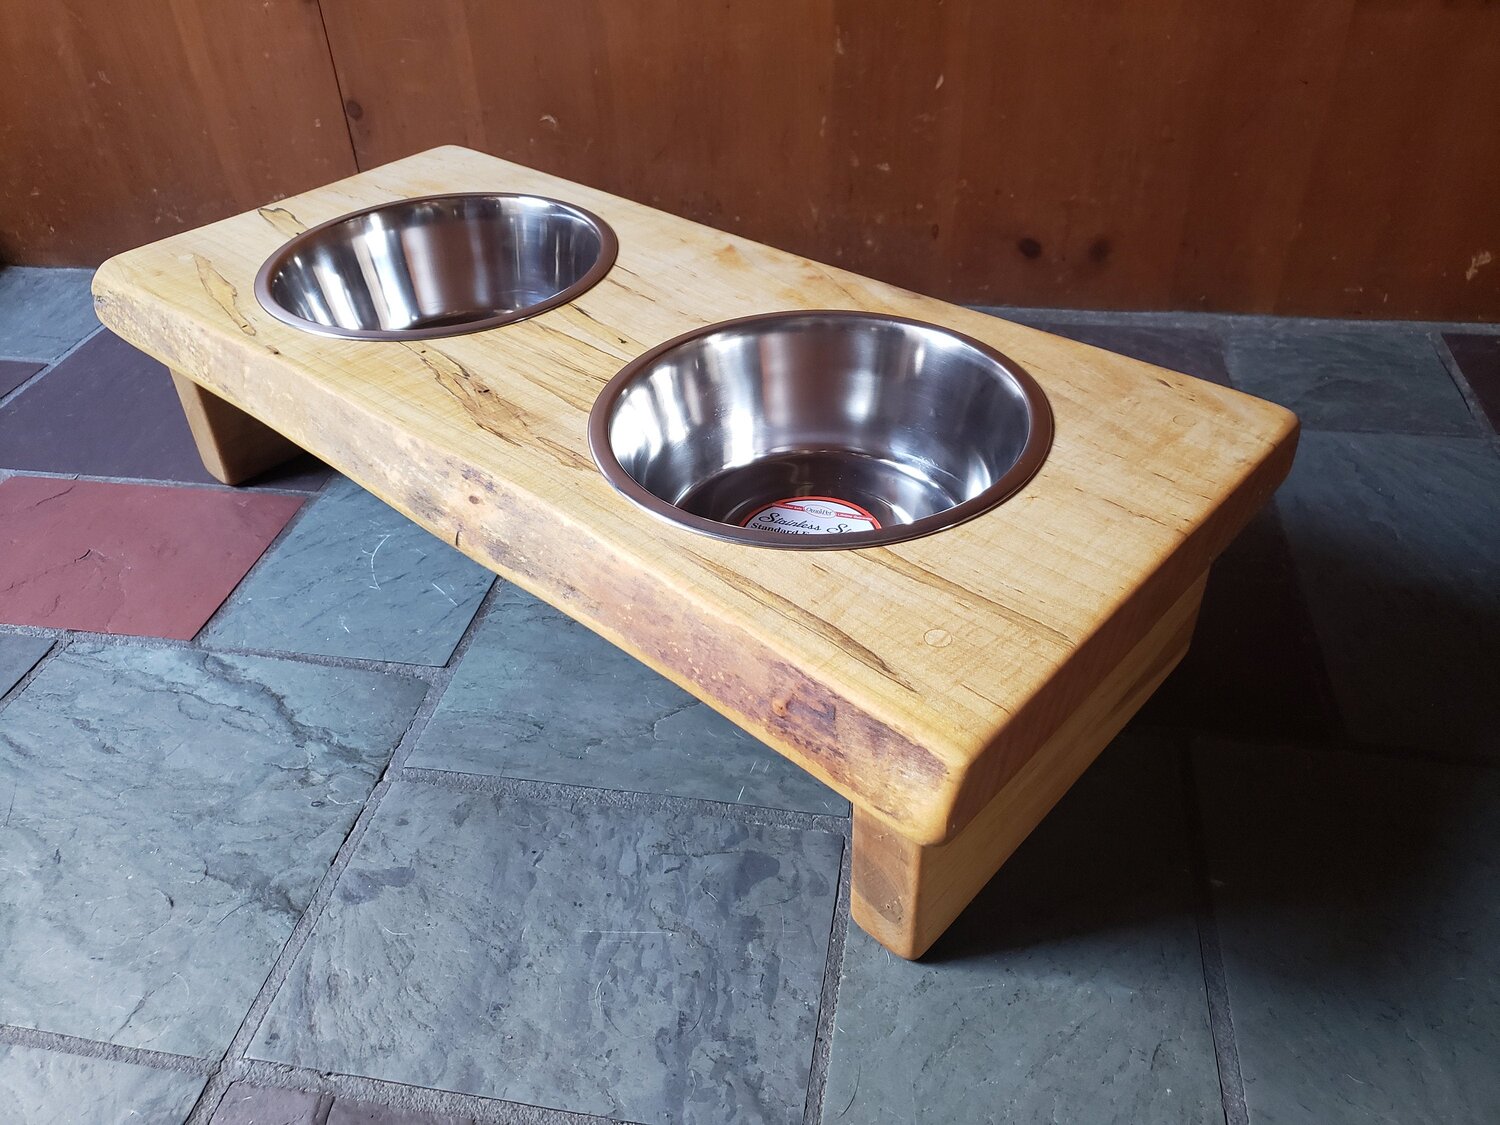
[171,371,306,485]
[850,573,1209,959]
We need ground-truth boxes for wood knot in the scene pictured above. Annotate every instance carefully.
[923,628,952,648]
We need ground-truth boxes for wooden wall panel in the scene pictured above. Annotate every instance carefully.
[318,0,1500,319]
[4,0,1496,318]
[0,0,356,266]
[1278,2,1500,317]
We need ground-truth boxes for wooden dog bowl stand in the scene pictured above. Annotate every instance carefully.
[94,147,1297,960]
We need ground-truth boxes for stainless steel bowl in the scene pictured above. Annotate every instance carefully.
[254,192,617,340]
[589,311,1052,550]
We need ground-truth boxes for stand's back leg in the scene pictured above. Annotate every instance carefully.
[172,371,305,485]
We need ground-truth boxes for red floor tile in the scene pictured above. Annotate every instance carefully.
[0,477,303,639]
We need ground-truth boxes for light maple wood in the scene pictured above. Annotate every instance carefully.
[170,371,305,485]
[852,572,1207,959]
[92,146,1297,957]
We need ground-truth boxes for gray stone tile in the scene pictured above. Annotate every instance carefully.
[0,268,98,362]
[1276,432,1500,758]
[0,643,427,1056]
[207,1082,478,1125]
[251,781,844,1125]
[822,736,1221,1125]
[1195,741,1500,1124]
[1027,320,1233,386]
[970,305,1080,327]
[0,1044,205,1125]
[1225,328,1477,435]
[0,634,51,696]
[1133,504,1338,743]
[408,584,849,815]
[202,478,494,666]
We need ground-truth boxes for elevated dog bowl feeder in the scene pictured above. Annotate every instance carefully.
[589,310,1052,550]
[93,146,1297,960]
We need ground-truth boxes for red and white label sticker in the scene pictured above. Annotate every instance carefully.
[742,496,882,536]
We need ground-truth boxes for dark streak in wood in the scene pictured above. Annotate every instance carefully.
[566,303,635,348]
[405,343,528,447]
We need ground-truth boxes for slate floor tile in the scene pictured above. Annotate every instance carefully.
[1134,505,1337,742]
[1194,741,1500,1124]
[0,359,42,400]
[326,1097,476,1125]
[0,329,330,489]
[209,1081,328,1124]
[0,1044,205,1125]
[1275,432,1500,758]
[0,634,51,696]
[1225,328,1476,434]
[1028,320,1234,386]
[823,736,1219,1125]
[250,781,844,1125]
[209,1082,478,1125]
[202,478,493,666]
[0,267,98,361]
[407,584,849,815]
[1442,332,1500,432]
[0,476,303,640]
[0,643,427,1056]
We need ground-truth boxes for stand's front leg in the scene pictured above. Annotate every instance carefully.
[171,371,306,485]
[850,572,1208,959]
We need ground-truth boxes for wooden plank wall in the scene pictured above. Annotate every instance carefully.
[4,0,1498,319]
[0,0,356,266]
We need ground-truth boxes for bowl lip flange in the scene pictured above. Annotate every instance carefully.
[588,308,1055,551]
[252,190,620,341]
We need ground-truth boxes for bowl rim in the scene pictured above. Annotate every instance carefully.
[587,309,1054,551]
[252,191,620,341]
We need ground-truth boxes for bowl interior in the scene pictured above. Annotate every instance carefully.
[591,312,1051,549]
[256,193,616,339]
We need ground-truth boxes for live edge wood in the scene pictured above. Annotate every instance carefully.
[93,146,1298,958]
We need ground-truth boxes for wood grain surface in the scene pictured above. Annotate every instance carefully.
[0,0,355,265]
[10,3,1497,318]
[92,146,1297,849]
[260,0,1500,318]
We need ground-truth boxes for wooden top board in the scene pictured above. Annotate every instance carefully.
[93,145,1297,845]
